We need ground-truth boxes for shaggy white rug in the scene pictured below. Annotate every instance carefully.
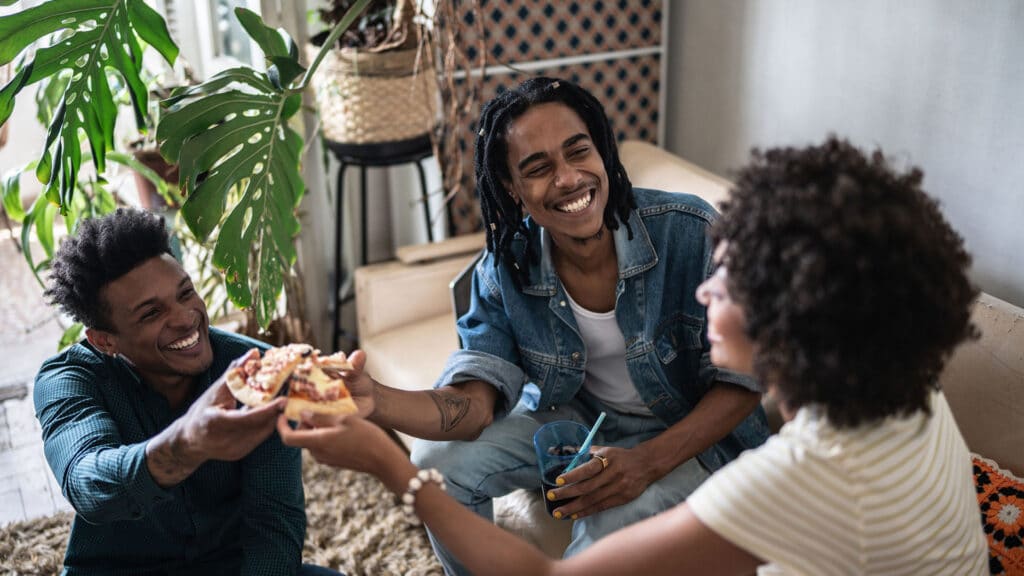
[0,457,443,576]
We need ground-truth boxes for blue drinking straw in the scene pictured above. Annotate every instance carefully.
[562,411,607,474]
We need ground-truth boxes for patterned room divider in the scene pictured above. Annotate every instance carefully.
[438,0,667,234]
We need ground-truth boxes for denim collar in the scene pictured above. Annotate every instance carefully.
[521,208,658,296]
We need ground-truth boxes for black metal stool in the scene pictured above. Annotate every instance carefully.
[325,134,435,351]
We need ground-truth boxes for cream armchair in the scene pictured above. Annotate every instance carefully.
[354,140,1024,558]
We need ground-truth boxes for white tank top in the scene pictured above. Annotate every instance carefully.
[565,290,652,416]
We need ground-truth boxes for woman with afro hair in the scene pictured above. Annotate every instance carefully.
[280,136,988,575]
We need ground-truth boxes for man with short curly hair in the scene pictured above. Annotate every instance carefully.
[36,208,339,575]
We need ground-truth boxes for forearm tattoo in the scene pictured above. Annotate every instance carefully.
[428,389,471,432]
[147,439,194,487]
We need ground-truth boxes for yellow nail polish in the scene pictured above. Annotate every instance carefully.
[546,490,556,501]
[571,514,579,520]
[555,476,565,486]
[553,510,563,519]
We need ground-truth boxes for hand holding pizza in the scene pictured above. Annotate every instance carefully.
[177,350,287,462]
[321,349,376,418]
[277,411,405,479]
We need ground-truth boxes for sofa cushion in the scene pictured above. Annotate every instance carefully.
[618,140,732,207]
[940,293,1024,477]
[973,454,1024,575]
[361,313,459,448]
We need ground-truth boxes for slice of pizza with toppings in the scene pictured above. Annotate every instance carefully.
[284,357,358,420]
[316,350,354,373]
[226,343,314,407]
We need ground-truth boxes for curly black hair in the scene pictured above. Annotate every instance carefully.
[45,208,173,331]
[711,136,978,428]
[474,76,636,286]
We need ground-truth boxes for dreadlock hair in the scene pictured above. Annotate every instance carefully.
[474,76,636,286]
[45,208,173,331]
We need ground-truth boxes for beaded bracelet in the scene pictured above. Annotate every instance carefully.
[401,468,446,525]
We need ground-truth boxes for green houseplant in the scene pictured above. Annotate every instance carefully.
[0,0,373,331]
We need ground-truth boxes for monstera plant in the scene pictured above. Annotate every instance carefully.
[0,0,371,330]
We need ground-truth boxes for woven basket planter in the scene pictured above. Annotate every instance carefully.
[307,44,439,145]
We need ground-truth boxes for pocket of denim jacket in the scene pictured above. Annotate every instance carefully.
[654,313,703,364]
[518,347,555,389]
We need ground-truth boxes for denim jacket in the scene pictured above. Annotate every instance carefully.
[437,188,769,471]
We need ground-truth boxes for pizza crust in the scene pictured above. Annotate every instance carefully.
[226,365,276,407]
[318,351,354,371]
[284,395,358,420]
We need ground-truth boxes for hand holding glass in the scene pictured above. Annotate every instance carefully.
[532,420,590,516]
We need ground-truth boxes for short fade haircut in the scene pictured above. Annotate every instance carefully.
[474,76,636,286]
[712,136,978,428]
[46,208,173,331]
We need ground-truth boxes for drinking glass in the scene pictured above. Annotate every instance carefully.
[532,420,590,516]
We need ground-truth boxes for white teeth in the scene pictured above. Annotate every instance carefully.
[168,330,199,350]
[556,191,593,213]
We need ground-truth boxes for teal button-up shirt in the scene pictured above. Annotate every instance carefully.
[34,328,306,575]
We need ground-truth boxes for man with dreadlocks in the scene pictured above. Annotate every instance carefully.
[327,77,768,574]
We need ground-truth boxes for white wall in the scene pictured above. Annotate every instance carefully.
[666,0,1024,308]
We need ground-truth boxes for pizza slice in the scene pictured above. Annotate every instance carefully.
[226,343,314,407]
[316,350,355,373]
[284,357,358,420]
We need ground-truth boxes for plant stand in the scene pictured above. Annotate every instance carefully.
[326,133,438,351]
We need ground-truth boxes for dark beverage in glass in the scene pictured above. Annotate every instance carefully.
[542,462,576,514]
[533,420,590,517]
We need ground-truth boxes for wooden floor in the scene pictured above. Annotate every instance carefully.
[0,234,74,526]
[0,389,73,526]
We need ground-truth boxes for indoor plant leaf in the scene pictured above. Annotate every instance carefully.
[0,0,177,210]
[159,0,368,330]
[235,7,289,59]
[58,323,85,351]
[235,8,305,91]
[1,163,33,223]
[158,24,305,328]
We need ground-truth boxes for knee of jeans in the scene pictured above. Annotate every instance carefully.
[410,438,460,473]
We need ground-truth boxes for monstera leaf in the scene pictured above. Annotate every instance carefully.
[2,0,370,331]
[0,0,177,207]
[158,65,304,328]
[157,4,367,329]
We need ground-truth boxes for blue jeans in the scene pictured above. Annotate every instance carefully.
[410,393,711,576]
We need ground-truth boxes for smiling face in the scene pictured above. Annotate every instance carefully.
[695,244,755,374]
[503,102,609,245]
[88,254,213,388]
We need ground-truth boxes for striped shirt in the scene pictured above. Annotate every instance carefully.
[34,328,306,575]
[688,390,987,575]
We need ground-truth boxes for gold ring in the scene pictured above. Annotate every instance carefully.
[594,454,609,470]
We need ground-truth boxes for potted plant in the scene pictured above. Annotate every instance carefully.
[306,0,439,147]
[0,0,374,334]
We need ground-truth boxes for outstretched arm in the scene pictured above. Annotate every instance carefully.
[145,373,286,486]
[277,414,763,576]
[35,351,285,523]
[329,350,500,442]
